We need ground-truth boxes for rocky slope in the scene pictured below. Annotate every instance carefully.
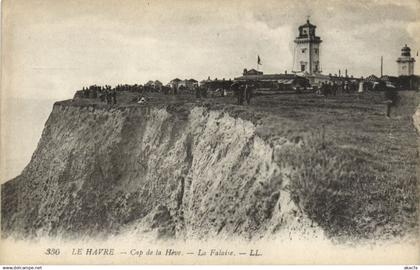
[1,101,314,240]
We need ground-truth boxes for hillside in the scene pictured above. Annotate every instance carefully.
[2,90,419,242]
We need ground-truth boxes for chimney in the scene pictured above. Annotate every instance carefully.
[339,69,341,77]
[345,69,348,77]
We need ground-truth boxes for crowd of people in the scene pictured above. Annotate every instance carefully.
[75,83,167,105]
[226,82,253,105]
[75,83,218,104]
[75,78,398,117]
[77,85,117,105]
[315,81,360,97]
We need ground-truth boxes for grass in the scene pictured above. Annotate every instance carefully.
[278,131,417,240]
[265,91,420,240]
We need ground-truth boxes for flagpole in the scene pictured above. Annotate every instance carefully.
[257,55,261,71]
[257,55,259,71]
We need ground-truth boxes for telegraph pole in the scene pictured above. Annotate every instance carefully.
[380,56,383,77]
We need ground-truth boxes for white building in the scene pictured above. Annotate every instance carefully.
[396,44,415,76]
[293,19,322,75]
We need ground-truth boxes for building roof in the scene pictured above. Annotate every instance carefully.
[401,44,412,57]
[380,75,399,82]
[234,73,300,81]
[277,79,295,85]
[299,19,316,29]
[170,78,181,82]
[365,74,380,82]
[188,79,198,82]
[244,68,263,75]
[402,44,411,51]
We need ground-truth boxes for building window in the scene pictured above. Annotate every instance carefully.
[302,48,306,53]
[301,64,305,72]
[314,48,318,54]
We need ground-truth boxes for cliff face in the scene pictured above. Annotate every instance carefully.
[1,103,310,240]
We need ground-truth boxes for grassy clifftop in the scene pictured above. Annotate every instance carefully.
[2,90,419,242]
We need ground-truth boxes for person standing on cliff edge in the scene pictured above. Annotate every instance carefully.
[238,84,245,105]
[112,89,117,105]
[384,83,399,118]
[245,83,253,105]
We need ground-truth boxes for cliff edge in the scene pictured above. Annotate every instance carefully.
[1,101,313,240]
[2,91,419,242]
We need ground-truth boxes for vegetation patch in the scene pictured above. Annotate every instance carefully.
[278,131,418,241]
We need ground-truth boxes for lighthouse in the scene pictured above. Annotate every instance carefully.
[396,44,415,76]
[293,19,322,75]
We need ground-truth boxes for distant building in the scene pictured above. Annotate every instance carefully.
[393,45,419,90]
[234,71,309,92]
[380,75,399,85]
[145,80,154,87]
[154,80,163,88]
[304,74,331,87]
[397,44,415,76]
[365,74,380,83]
[398,75,420,90]
[145,80,163,90]
[178,79,198,90]
[168,78,181,89]
[243,68,263,76]
[293,19,322,75]
[200,78,233,92]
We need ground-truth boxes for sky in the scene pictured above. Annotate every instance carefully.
[2,0,420,101]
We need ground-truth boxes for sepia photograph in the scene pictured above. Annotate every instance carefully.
[0,0,419,265]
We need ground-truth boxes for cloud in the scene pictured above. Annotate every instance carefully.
[2,0,420,100]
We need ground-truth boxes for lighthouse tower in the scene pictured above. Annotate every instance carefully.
[397,44,415,76]
[293,19,322,75]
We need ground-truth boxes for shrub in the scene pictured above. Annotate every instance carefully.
[277,131,417,240]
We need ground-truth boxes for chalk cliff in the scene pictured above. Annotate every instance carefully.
[1,102,313,240]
